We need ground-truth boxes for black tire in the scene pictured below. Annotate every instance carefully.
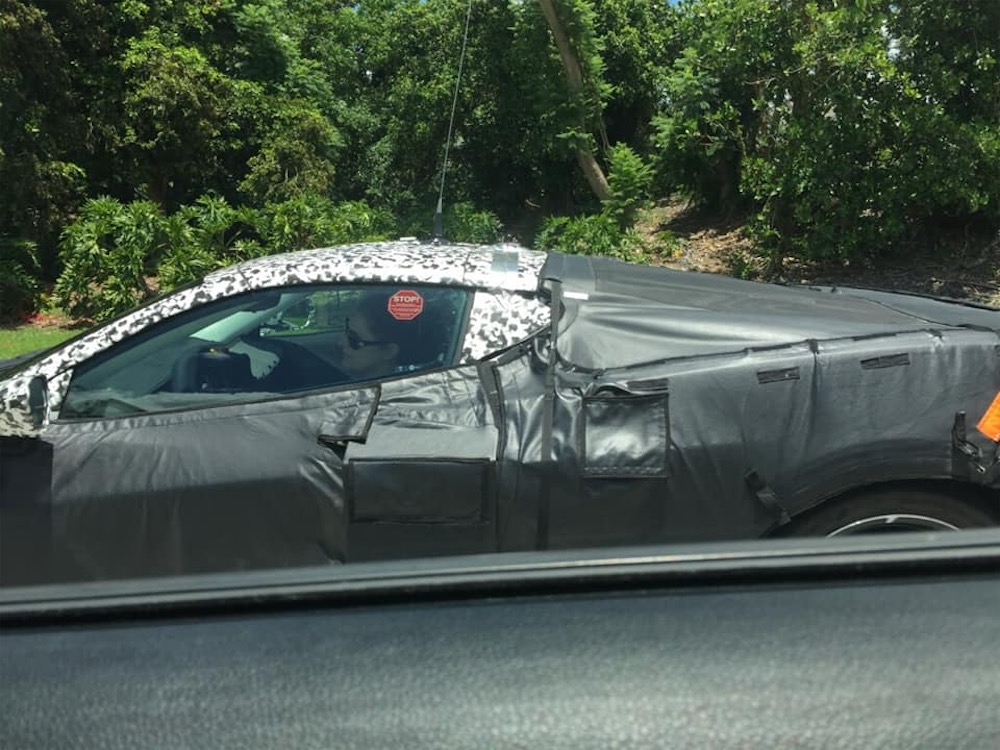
[783,485,997,538]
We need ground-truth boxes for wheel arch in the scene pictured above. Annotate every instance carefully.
[775,477,999,537]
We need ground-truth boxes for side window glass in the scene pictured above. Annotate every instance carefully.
[259,293,334,337]
[331,287,469,380]
[244,286,470,386]
[60,285,471,420]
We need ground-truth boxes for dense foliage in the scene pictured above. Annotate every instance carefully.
[653,0,1000,262]
[1,0,996,322]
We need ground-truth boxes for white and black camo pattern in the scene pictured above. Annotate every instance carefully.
[462,291,550,361]
[0,241,548,432]
[42,370,74,416]
[219,241,546,293]
[0,375,36,436]
[0,369,77,436]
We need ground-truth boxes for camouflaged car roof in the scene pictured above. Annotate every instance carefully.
[211,241,546,294]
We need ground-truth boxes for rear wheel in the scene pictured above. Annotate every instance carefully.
[784,486,997,538]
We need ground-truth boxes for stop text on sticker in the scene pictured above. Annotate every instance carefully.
[387,289,424,321]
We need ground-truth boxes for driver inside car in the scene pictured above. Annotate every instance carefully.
[338,292,435,382]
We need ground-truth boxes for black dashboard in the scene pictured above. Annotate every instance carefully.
[3,532,999,748]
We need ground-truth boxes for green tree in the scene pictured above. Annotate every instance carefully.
[0,1,94,275]
[742,0,999,261]
[651,0,793,210]
[239,101,343,204]
[591,0,678,149]
[537,0,611,200]
[121,33,262,208]
[654,0,999,262]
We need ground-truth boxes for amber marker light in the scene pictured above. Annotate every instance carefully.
[976,392,1000,442]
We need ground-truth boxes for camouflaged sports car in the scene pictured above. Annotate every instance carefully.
[2,240,998,586]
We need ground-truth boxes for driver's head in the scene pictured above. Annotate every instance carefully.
[339,293,423,380]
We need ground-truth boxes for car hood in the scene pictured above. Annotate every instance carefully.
[542,253,1000,369]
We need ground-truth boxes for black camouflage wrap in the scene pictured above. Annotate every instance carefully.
[529,254,999,546]
[1,245,998,586]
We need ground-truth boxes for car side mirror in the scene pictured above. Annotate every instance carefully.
[0,374,48,438]
[28,375,48,429]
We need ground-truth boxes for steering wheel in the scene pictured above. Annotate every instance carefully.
[240,333,350,392]
[168,348,207,393]
[168,347,257,394]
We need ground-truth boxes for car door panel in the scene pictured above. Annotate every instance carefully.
[346,424,497,525]
[488,346,680,551]
[0,438,55,587]
[11,389,380,585]
[548,375,674,549]
[342,366,502,561]
[4,363,508,584]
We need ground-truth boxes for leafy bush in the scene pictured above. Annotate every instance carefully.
[157,243,222,291]
[54,198,166,322]
[534,143,659,262]
[442,203,505,244]
[53,193,405,323]
[256,196,395,254]
[534,212,647,263]
[396,202,505,244]
[158,196,264,289]
[0,239,43,324]
[604,144,654,229]
[328,200,397,244]
[55,195,266,320]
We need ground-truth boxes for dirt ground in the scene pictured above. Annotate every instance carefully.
[640,201,1000,308]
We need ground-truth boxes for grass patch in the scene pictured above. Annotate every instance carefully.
[0,326,78,360]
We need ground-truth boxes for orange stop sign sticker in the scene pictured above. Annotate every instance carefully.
[387,289,424,321]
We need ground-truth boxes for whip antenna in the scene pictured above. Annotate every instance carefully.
[434,0,474,242]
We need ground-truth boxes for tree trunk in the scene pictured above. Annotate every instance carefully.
[537,0,610,201]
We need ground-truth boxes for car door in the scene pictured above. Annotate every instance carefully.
[337,364,503,562]
[33,388,371,584]
[1,282,487,586]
